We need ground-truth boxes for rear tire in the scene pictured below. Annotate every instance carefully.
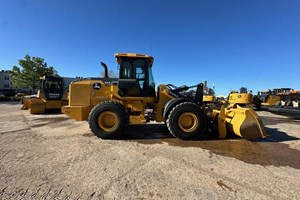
[166,102,207,140]
[88,101,128,139]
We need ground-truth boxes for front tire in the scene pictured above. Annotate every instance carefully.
[88,101,127,139]
[166,102,207,140]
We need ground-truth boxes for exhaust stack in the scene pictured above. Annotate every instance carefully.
[101,62,109,78]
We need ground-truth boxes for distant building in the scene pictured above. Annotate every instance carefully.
[0,69,80,95]
[0,70,12,91]
[0,70,31,94]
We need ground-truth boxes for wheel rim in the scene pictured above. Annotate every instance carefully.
[97,111,118,132]
[178,112,198,133]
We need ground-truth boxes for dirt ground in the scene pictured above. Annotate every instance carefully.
[1,102,300,199]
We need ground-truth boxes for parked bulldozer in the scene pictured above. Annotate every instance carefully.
[62,53,267,140]
[22,75,68,114]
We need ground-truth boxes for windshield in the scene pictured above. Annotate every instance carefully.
[120,58,147,79]
[43,80,63,91]
[148,66,155,89]
[119,57,156,97]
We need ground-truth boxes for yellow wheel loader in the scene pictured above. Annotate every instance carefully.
[62,53,267,140]
[253,90,281,110]
[22,76,68,114]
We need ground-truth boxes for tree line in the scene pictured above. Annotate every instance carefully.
[10,55,57,93]
[9,55,117,93]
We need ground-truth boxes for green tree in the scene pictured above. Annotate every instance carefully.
[10,55,58,93]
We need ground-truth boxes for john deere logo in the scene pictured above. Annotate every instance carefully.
[93,83,101,90]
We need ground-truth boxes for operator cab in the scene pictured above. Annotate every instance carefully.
[41,76,64,100]
[115,53,156,97]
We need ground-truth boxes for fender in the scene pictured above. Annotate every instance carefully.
[163,98,188,119]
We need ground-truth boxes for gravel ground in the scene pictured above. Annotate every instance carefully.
[1,102,300,199]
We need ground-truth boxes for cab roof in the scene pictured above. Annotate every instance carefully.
[114,53,154,64]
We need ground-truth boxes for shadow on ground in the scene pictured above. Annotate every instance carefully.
[258,127,299,142]
[262,116,300,126]
[123,124,172,140]
[122,124,300,169]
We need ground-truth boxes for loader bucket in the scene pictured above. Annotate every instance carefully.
[214,105,267,140]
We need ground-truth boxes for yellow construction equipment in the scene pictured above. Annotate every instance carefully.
[62,53,267,140]
[22,76,68,114]
[253,89,281,110]
[228,87,253,106]
[202,81,215,104]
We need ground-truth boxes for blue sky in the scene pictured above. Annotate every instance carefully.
[0,0,299,96]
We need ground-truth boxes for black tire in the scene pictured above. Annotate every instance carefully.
[166,102,207,140]
[88,101,128,139]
